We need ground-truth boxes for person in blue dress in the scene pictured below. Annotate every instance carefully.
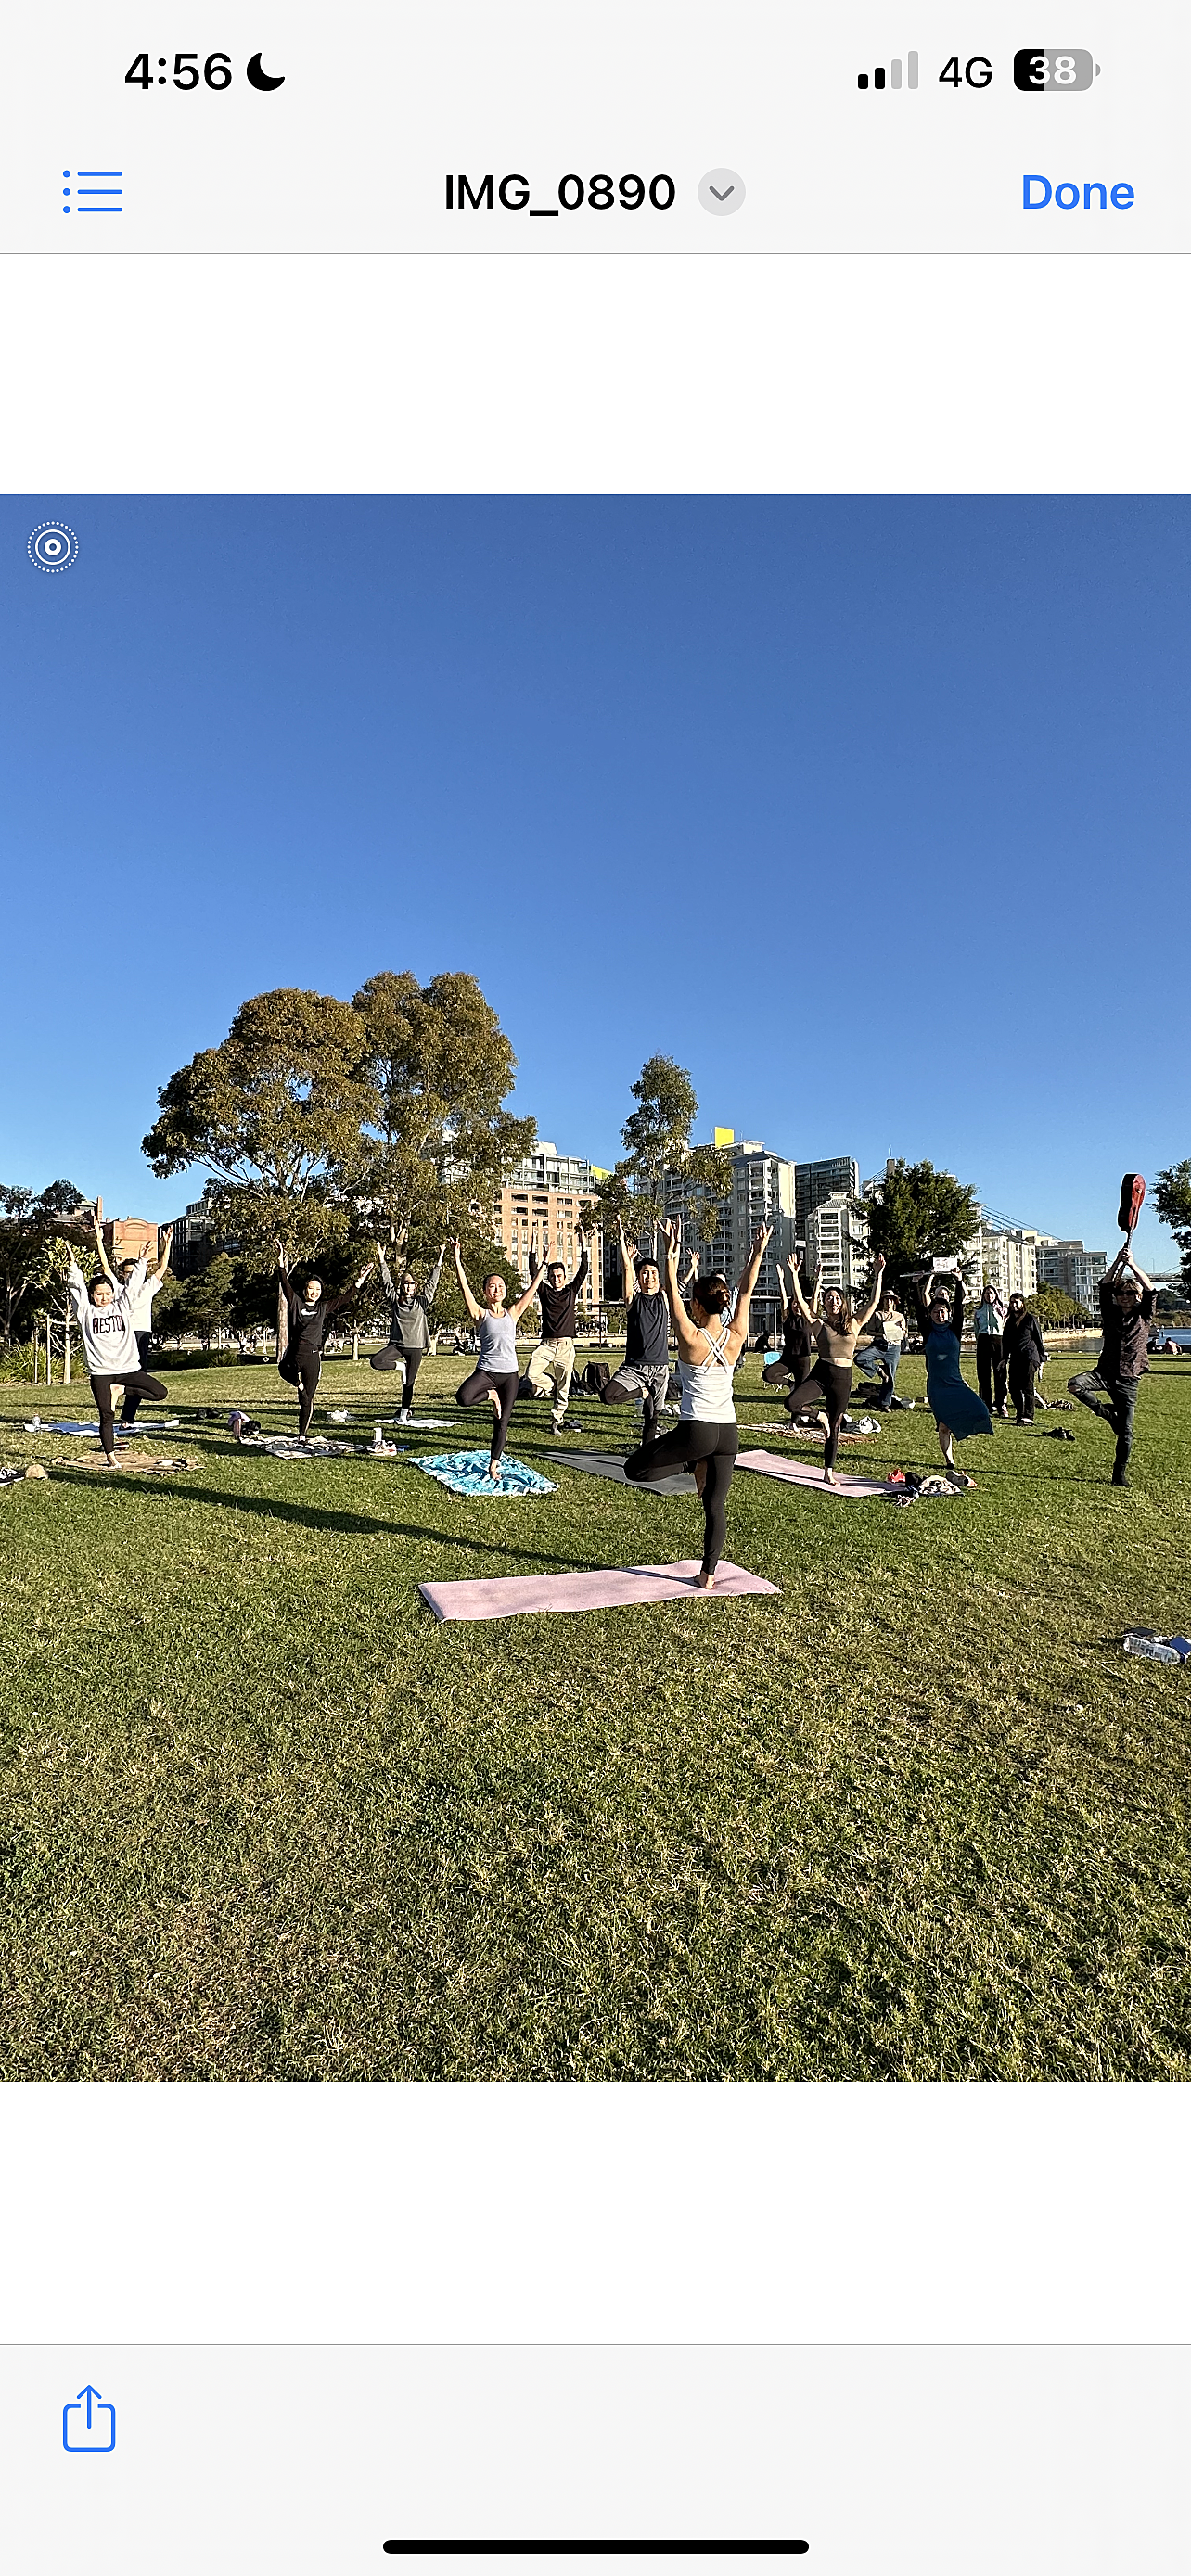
[909,1270,993,1473]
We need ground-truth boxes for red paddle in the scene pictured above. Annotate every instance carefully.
[1117,1172,1146,1238]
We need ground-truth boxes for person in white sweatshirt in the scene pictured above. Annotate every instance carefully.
[92,1201,173,1426]
[66,1246,170,1465]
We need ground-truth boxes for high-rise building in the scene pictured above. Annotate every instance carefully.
[493,1143,607,1311]
[1040,1240,1106,1311]
[796,1155,860,1240]
[663,1132,796,1332]
[805,1190,872,1297]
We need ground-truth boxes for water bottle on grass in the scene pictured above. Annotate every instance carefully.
[1123,1631,1187,1664]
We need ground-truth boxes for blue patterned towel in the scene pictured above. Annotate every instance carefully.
[409,1450,556,1498]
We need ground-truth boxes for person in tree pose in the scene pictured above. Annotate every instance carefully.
[852,1284,907,1412]
[91,1198,174,1428]
[453,1240,546,1480]
[370,1237,446,1421]
[521,1226,589,1436]
[65,1222,170,1467]
[276,1243,375,1441]
[762,1256,815,1397]
[908,1269,993,1472]
[1068,1243,1156,1486]
[776,1255,888,1482]
[598,1218,677,1446]
[1002,1292,1047,1426]
[622,1218,771,1589]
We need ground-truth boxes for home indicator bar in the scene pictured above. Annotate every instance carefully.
[382,2546,810,2561]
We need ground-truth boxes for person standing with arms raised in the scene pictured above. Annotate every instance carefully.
[623,1219,771,1590]
[453,1239,547,1480]
[598,1218,674,1447]
[1069,1242,1156,1486]
[276,1244,375,1442]
[371,1237,446,1421]
[65,1228,170,1468]
[90,1199,174,1429]
[762,1256,815,1399]
[777,1256,888,1482]
[908,1269,993,1473]
[522,1224,589,1436]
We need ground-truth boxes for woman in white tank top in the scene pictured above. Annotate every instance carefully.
[624,1217,772,1588]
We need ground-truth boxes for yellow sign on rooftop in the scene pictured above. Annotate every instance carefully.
[713,1127,735,1149]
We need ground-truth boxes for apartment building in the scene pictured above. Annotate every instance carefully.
[493,1142,606,1310]
[664,1132,797,1331]
[805,1189,872,1297]
[1040,1239,1106,1310]
[967,1223,1056,1300]
[796,1155,861,1241]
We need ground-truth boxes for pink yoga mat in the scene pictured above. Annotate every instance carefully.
[419,1558,779,1623]
[735,1448,894,1499]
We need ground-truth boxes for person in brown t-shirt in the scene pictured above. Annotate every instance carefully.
[1069,1243,1156,1486]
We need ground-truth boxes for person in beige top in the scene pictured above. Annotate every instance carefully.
[778,1255,887,1482]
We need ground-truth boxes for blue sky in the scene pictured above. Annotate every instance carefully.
[2,495,1186,1269]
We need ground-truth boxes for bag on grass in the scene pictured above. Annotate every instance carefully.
[581,1360,611,1394]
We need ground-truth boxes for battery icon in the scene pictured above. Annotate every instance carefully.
[1014,49,1100,91]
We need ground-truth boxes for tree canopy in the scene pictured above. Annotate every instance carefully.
[351,970,534,1261]
[1154,1161,1191,1297]
[593,1054,731,1266]
[142,973,533,1276]
[864,1158,981,1280]
[0,1180,87,1344]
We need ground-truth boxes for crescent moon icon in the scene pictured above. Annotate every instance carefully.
[246,52,285,91]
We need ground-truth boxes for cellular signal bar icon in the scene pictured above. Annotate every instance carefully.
[858,54,918,91]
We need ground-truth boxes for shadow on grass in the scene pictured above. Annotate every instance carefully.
[67,1473,614,1570]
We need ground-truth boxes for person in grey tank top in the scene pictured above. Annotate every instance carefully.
[452,1237,546,1478]
[624,1217,772,1587]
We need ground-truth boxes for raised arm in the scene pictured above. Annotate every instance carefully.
[149,1223,173,1284]
[659,1220,705,1359]
[853,1254,888,1333]
[509,1251,548,1325]
[618,1222,639,1306]
[375,1243,395,1302]
[723,1224,773,1358]
[1122,1247,1155,1294]
[452,1239,482,1322]
[91,1199,117,1285]
[423,1245,446,1309]
[570,1227,589,1293]
[787,1258,817,1326]
[321,1263,371,1321]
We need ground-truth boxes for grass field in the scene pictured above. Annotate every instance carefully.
[1,1345,1188,2083]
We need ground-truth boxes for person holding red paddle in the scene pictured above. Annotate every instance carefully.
[1068,1175,1155,1486]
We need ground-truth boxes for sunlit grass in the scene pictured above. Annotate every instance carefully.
[1,1346,1188,2080]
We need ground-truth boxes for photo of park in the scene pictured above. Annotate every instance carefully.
[1,494,1189,2082]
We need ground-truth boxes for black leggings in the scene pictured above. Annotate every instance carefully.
[91,1369,168,1458]
[369,1344,423,1409]
[279,1345,321,1435]
[456,1367,519,1462]
[120,1333,157,1423]
[781,1361,852,1470]
[624,1419,739,1577]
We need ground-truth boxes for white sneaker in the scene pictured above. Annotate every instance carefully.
[399,1409,411,1422]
